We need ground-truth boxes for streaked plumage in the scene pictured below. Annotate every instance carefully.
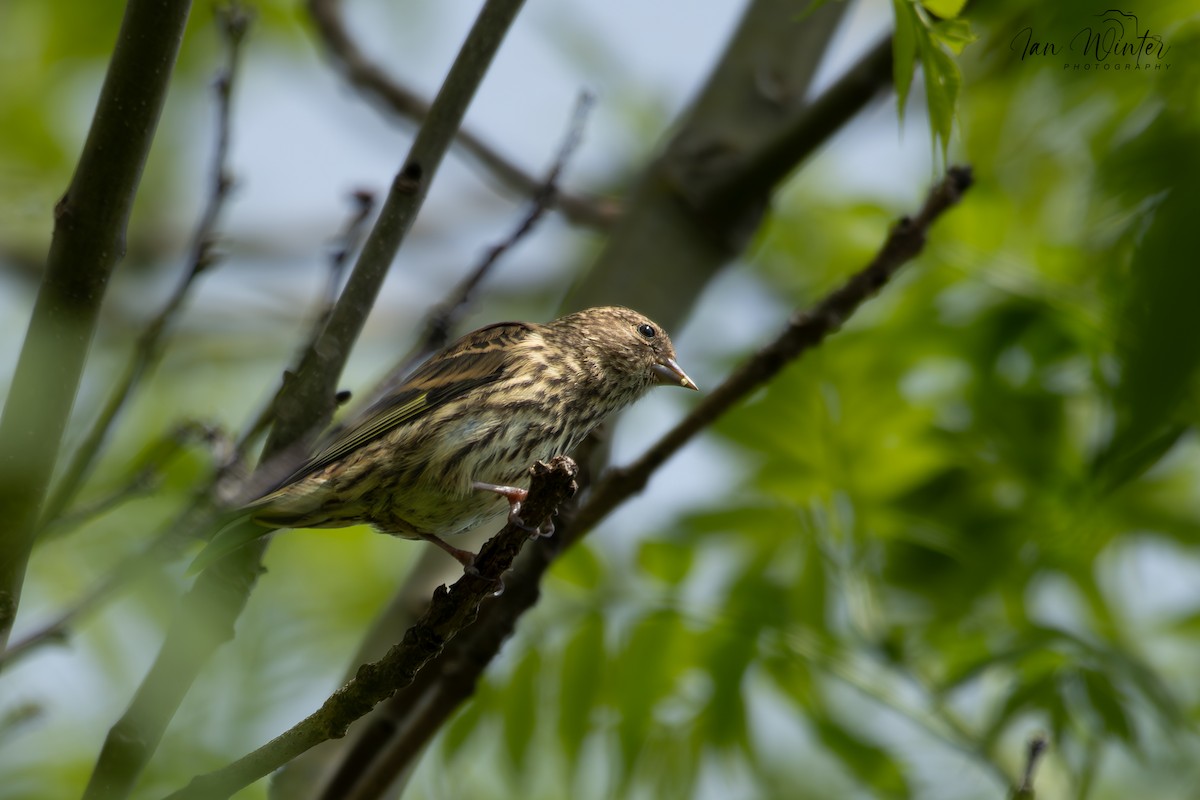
[194,306,695,570]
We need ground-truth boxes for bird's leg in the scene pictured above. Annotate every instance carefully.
[418,532,481,575]
[472,481,551,538]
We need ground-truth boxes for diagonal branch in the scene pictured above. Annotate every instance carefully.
[307,0,615,228]
[266,0,528,454]
[333,167,975,791]
[692,34,894,225]
[164,458,578,800]
[232,189,376,461]
[572,166,974,537]
[371,90,597,400]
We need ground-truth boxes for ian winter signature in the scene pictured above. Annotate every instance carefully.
[1011,9,1171,71]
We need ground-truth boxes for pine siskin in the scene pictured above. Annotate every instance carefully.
[195,306,696,571]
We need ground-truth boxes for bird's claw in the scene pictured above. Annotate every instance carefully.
[510,510,554,539]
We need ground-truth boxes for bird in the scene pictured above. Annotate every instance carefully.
[192,306,697,572]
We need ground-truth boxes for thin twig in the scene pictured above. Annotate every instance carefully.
[38,4,250,530]
[373,91,596,399]
[318,189,378,333]
[232,189,377,459]
[164,458,577,800]
[306,0,614,228]
[1013,733,1048,798]
[329,168,975,787]
[40,422,226,540]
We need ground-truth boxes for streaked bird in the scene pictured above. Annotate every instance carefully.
[193,306,696,571]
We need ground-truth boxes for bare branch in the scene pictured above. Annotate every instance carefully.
[314,190,378,345]
[693,35,894,223]
[266,0,528,454]
[165,458,577,800]
[306,0,615,228]
[565,0,869,332]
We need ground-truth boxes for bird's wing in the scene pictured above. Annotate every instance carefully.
[275,320,536,486]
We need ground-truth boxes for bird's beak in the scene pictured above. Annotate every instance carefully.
[652,357,699,391]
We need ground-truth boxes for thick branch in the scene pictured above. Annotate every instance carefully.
[0,0,193,652]
[694,34,894,225]
[565,0,860,329]
[166,458,577,800]
[306,0,613,228]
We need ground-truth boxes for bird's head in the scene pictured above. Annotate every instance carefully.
[551,306,698,397]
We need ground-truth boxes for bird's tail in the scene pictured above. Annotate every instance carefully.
[187,515,275,575]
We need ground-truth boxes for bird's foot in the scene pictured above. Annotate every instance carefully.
[419,533,481,576]
[471,480,550,537]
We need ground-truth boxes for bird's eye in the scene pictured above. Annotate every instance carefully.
[637,323,657,339]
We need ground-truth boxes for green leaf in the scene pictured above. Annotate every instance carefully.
[636,538,694,585]
[891,0,918,123]
[931,18,976,54]
[813,716,909,797]
[552,542,604,590]
[919,0,966,19]
[698,570,790,751]
[919,36,961,162]
[502,648,542,774]
[1079,668,1137,749]
[558,612,606,770]
[441,697,484,763]
[1095,129,1200,490]
[615,610,684,783]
